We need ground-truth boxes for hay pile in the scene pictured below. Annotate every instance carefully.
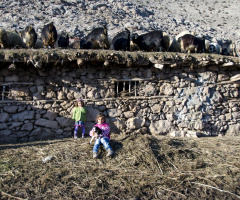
[1,134,240,199]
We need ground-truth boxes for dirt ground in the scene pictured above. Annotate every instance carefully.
[0,134,240,200]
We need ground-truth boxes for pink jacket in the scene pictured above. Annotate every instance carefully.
[89,123,110,140]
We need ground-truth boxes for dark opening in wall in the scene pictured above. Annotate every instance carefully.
[0,82,33,101]
[0,85,11,100]
[115,80,139,97]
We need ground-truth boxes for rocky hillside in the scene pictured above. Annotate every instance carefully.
[0,0,239,54]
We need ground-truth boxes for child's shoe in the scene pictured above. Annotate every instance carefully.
[106,149,114,157]
[74,135,78,139]
[93,152,98,159]
[82,134,85,138]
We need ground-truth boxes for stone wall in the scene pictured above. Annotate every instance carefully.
[1,52,240,143]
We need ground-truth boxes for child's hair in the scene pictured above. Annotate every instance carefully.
[75,99,84,107]
[96,113,106,123]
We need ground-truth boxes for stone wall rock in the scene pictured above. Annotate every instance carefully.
[35,118,59,129]
[86,107,100,122]
[56,117,73,127]
[126,117,145,130]
[149,120,175,136]
[0,113,9,122]
[226,124,240,136]
[160,83,174,96]
[0,123,8,130]
[21,123,33,131]
[3,106,18,113]
[107,108,122,118]
[0,59,240,143]
[12,111,34,121]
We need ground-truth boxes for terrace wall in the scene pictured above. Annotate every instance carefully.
[0,50,240,143]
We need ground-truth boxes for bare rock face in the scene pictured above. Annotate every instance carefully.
[160,83,174,96]
[226,124,240,136]
[0,0,239,55]
[126,117,145,130]
[149,120,175,136]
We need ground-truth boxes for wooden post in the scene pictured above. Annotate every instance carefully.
[135,81,137,96]
[129,81,131,96]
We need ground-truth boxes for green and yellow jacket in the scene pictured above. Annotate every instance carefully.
[72,107,87,122]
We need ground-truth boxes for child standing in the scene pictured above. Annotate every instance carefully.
[89,113,114,158]
[72,99,87,138]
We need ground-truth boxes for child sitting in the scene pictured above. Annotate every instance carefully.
[89,113,114,158]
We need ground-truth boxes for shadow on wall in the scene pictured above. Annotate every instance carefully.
[0,61,123,144]
[0,104,121,144]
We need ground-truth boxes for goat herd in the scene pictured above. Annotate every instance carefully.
[0,22,237,56]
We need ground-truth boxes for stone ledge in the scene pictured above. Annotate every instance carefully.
[0,49,239,68]
[0,95,173,104]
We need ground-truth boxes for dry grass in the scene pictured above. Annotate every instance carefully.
[0,134,240,199]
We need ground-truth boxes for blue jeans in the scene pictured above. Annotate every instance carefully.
[74,121,85,137]
[93,138,112,153]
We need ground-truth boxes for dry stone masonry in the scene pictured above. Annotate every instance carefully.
[0,49,240,143]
